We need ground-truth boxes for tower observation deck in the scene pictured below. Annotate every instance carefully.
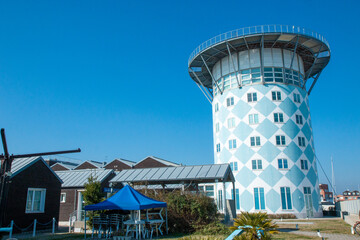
[188,25,330,217]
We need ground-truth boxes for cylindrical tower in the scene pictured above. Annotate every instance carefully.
[188,25,330,218]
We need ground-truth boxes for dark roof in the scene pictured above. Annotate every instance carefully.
[10,156,63,183]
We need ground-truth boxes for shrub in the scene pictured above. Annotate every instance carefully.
[231,212,279,240]
[266,213,297,219]
[138,189,218,234]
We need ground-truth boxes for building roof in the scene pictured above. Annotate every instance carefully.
[51,162,78,170]
[10,156,63,183]
[76,160,105,169]
[55,169,114,188]
[105,158,136,168]
[136,156,181,167]
[110,164,234,185]
[188,24,331,91]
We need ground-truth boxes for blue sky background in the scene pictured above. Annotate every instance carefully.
[0,0,359,193]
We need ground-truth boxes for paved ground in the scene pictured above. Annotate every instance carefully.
[284,229,360,240]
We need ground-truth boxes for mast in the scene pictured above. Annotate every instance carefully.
[331,156,336,202]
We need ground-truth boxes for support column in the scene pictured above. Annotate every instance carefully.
[222,181,227,220]
[232,181,236,218]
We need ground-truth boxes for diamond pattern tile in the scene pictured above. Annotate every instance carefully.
[254,97,277,117]
[283,142,303,162]
[266,189,281,213]
[285,165,305,187]
[281,119,300,140]
[292,188,305,212]
[257,142,281,162]
[259,165,283,187]
[256,118,279,139]
[278,97,298,117]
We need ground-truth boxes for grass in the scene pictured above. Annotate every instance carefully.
[8,218,352,240]
[276,218,352,234]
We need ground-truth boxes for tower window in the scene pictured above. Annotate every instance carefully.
[230,162,238,171]
[274,113,284,123]
[252,159,262,170]
[301,159,309,170]
[216,143,221,152]
[272,91,281,101]
[229,139,237,149]
[298,137,306,147]
[294,93,301,103]
[228,117,235,128]
[214,103,219,112]
[250,136,261,146]
[226,97,234,107]
[247,92,257,102]
[215,123,219,133]
[280,187,292,210]
[275,135,286,146]
[254,187,265,210]
[249,114,259,124]
[295,114,303,125]
[278,159,288,169]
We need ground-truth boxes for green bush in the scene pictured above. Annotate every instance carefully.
[266,213,297,219]
[138,189,218,234]
[195,221,232,235]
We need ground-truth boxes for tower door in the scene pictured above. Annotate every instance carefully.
[304,187,313,217]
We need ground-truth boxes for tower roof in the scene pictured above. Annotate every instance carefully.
[188,25,330,89]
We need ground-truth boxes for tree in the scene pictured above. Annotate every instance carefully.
[82,175,105,226]
[230,212,279,240]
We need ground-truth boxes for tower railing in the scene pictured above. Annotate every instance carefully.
[188,25,330,65]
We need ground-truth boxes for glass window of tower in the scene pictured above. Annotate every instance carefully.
[274,113,284,123]
[272,91,281,101]
[249,114,259,124]
[296,115,303,125]
[227,97,234,106]
[247,92,257,102]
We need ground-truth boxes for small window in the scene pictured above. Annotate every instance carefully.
[293,93,301,103]
[295,115,303,125]
[247,92,257,102]
[254,187,265,210]
[60,193,66,203]
[215,123,220,133]
[273,113,284,123]
[280,187,292,210]
[249,114,259,124]
[276,135,286,146]
[250,136,261,146]
[26,188,46,213]
[252,159,262,170]
[229,139,237,149]
[228,117,235,128]
[214,103,219,112]
[303,187,311,194]
[298,137,306,147]
[227,97,234,107]
[272,91,281,101]
[300,159,309,170]
[230,162,238,171]
[278,159,288,169]
[216,143,221,153]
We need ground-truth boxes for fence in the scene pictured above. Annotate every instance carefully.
[0,218,57,238]
[338,199,360,215]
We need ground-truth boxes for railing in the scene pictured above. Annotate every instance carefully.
[188,24,330,65]
[69,210,85,232]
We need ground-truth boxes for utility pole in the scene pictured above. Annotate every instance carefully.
[331,156,336,203]
[0,128,81,227]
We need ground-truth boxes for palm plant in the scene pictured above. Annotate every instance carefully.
[230,212,279,240]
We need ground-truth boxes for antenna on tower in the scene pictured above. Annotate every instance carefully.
[331,156,336,201]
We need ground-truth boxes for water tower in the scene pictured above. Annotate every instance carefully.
[188,25,330,217]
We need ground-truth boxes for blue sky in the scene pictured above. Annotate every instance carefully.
[0,0,359,193]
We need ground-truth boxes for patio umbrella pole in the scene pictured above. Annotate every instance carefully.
[166,207,168,234]
[84,210,87,239]
[138,210,141,240]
